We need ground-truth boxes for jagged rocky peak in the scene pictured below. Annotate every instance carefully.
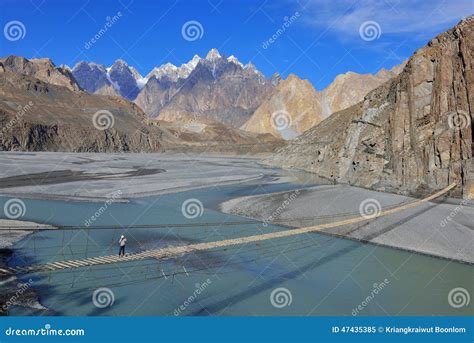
[134,50,272,126]
[71,61,115,95]
[0,55,81,91]
[106,59,142,100]
[72,61,107,73]
[178,54,201,78]
[110,59,129,69]
[146,63,178,81]
[146,55,203,82]
[206,48,222,60]
[227,55,243,68]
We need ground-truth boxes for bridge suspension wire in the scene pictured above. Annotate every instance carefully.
[27,236,327,292]
[0,183,455,277]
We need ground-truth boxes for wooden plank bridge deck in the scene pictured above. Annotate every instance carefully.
[0,184,456,276]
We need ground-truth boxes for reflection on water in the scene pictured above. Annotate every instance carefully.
[1,179,473,316]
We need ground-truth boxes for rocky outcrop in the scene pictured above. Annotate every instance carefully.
[0,56,81,91]
[268,17,473,199]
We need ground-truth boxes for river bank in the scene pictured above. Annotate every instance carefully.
[219,184,474,264]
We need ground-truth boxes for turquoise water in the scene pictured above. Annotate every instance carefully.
[1,179,473,316]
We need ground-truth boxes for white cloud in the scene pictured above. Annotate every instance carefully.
[301,0,473,37]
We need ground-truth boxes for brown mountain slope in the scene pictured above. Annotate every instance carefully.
[148,119,283,154]
[268,16,473,198]
[242,64,404,138]
[241,74,323,138]
[319,65,403,117]
[0,56,81,92]
[0,69,178,152]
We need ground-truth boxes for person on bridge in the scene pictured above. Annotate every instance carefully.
[119,235,127,257]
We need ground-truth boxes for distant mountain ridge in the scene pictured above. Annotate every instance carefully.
[135,48,275,128]
[242,62,405,138]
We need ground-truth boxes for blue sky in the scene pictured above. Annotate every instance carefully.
[1,0,472,89]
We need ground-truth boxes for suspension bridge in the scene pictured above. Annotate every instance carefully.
[0,183,456,276]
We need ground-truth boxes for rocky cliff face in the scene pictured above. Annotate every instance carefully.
[108,59,142,100]
[268,17,473,199]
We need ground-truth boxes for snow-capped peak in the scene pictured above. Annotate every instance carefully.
[206,48,222,60]
[146,63,178,79]
[186,54,201,68]
[178,55,201,79]
[113,59,128,66]
[227,55,243,68]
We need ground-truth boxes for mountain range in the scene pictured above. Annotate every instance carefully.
[69,48,404,137]
[0,55,279,153]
